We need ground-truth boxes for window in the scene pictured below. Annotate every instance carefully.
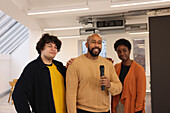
[132,37,151,76]
[133,39,146,70]
[81,40,107,57]
[0,10,28,54]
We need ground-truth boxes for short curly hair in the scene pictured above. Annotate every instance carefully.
[114,38,131,51]
[36,33,62,54]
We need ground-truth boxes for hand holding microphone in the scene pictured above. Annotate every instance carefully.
[100,65,111,90]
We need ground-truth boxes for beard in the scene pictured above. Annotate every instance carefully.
[88,47,101,57]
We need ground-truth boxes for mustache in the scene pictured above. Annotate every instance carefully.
[92,47,101,51]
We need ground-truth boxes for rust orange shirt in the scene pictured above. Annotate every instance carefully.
[112,61,146,113]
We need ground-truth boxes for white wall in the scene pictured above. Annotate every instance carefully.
[10,29,42,79]
[0,55,10,94]
[0,0,42,94]
[10,39,29,79]
[55,38,79,65]
[28,29,42,60]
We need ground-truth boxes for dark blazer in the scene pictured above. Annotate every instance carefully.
[12,56,67,113]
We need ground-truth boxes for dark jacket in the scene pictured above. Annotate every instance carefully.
[12,56,67,113]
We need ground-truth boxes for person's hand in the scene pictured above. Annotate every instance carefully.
[66,58,75,68]
[100,76,111,88]
[106,57,114,64]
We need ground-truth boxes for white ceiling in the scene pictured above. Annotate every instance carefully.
[11,0,170,35]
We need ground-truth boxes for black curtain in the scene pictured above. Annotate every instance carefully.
[149,15,170,113]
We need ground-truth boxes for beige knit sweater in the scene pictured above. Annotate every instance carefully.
[66,55,122,113]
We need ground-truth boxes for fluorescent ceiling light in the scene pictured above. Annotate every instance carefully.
[111,0,170,8]
[58,36,80,39]
[133,38,145,40]
[44,26,83,31]
[28,7,89,15]
[129,32,149,35]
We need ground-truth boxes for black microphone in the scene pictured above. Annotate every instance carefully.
[100,65,105,90]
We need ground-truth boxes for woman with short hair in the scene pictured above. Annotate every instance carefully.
[111,39,146,113]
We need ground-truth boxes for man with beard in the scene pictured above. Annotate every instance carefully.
[66,33,122,113]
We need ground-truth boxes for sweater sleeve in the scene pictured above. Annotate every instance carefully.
[12,65,34,113]
[66,62,78,113]
[107,64,122,96]
[135,67,146,112]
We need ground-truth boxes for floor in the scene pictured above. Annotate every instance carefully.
[0,93,152,113]
[0,95,16,113]
[145,93,152,113]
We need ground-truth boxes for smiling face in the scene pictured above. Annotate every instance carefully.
[41,42,58,61]
[86,34,102,57]
[116,45,131,62]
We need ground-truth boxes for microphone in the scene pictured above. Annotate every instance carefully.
[100,65,105,90]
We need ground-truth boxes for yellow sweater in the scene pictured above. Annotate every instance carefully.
[66,55,122,113]
[47,64,66,113]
